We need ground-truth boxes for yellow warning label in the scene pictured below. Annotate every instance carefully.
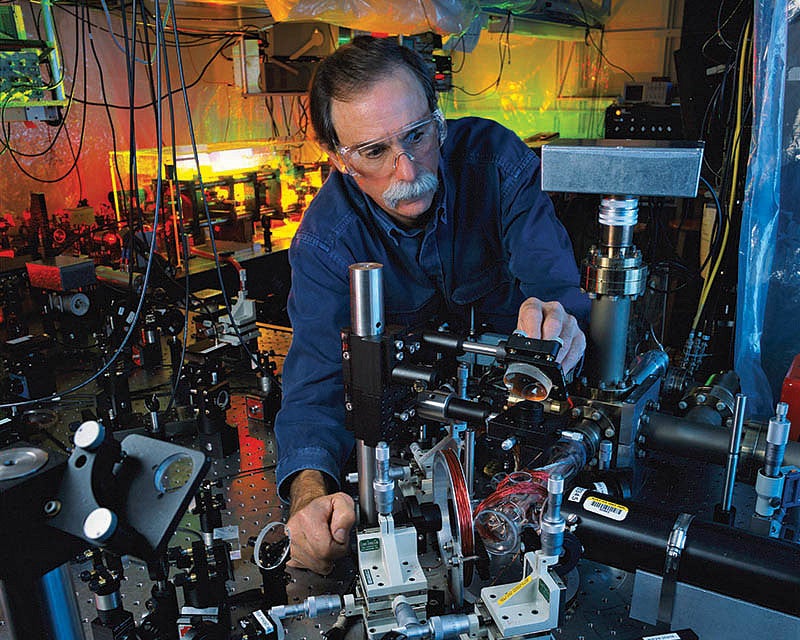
[497,573,533,605]
[584,496,629,521]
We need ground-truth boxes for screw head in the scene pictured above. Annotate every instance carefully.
[716,401,726,412]
[43,500,61,517]
[678,400,688,410]
[604,427,615,438]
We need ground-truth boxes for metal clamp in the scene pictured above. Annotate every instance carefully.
[657,512,694,626]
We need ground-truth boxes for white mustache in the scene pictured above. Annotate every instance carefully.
[382,170,438,210]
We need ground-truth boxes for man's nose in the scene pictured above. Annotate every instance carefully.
[393,151,417,180]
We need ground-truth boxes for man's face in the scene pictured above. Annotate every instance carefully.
[329,68,440,228]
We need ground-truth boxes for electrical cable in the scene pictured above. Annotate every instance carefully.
[697,175,725,277]
[148,0,192,414]
[0,5,86,183]
[0,4,162,411]
[453,10,511,97]
[87,10,126,217]
[692,16,751,332]
[70,36,237,111]
[167,0,266,376]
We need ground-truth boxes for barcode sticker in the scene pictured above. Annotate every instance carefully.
[583,496,628,521]
[642,634,681,640]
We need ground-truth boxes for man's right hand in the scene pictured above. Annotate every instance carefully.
[286,470,356,575]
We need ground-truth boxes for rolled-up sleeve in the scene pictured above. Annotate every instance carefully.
[274,232,355,502]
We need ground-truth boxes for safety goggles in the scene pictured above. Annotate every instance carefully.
[336,109,447,179]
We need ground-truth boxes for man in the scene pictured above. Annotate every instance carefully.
[275,36,591,574]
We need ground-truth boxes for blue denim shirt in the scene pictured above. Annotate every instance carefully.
[274,117,590,500]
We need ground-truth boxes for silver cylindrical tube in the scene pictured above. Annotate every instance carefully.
[545,474,564,522]
[41,0,65,102]
[721,394,747,511]
[373,442,394,517]
[628,349,670,386]
[461,341,504,359]
[764,402,791,478]
[350,263,384,524]
[598,440,613,470]
[393,596,420,629]
[95,591,121,612]
[358,442,377,525]
[429,614,474,640]
[589,296,631,387]
[599,196,638,254]
[541,474,565,557]
[350,263,384,338]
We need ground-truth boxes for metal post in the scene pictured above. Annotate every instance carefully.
[41,0,65,101]
[721,394,746,512]
[350,263,384,525]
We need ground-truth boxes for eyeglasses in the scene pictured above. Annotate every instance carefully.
[336,109,447,179]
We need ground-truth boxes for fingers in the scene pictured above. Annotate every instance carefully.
[329,492,356,544]
[286,492,355,575]
[560,326,586,373]
[516,298,545,339]
[516,297,586,373]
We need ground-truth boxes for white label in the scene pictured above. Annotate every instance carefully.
[583,496,629,521]
[6,335,32,345]
[568,486,588,503]
[592,481,609,494]
[642,634,681,640]
[253,609,274,633]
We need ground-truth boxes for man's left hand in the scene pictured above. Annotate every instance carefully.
[516,297,586,373]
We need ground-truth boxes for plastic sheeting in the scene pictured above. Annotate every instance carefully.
[735,0,800,417]
[263,0,480,35]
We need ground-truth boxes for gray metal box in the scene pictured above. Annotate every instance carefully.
[540,139,705,197]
